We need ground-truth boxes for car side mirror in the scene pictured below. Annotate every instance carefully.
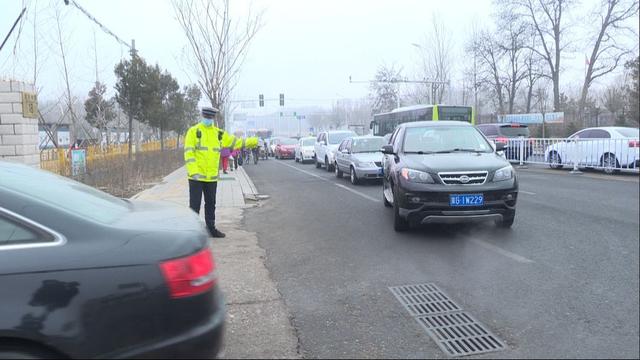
[495,142,506,151]
[381,145,394,154]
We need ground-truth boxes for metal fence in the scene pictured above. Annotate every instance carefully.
[500,137,640,174]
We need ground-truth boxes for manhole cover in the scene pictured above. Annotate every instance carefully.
[389,283,462,316]
[416,312,506,357]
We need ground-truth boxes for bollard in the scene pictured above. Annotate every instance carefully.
[517,136,528,169]
[570,137,582,175]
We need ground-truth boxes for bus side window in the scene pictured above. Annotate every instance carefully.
[426,108,433,120]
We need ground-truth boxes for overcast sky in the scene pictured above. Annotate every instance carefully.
[1,0,637,111]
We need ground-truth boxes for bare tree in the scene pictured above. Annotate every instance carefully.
[505,0,572,111]
[172,0,264,129]
[416,14,453,103]
[471,30,506,114]
[496,12,532,114]
[522,42,545,113]
[578,0,639,125]
[369,64,403,114]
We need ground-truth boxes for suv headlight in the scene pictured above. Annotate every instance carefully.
[493,165,514,182]
[401,168,435,184]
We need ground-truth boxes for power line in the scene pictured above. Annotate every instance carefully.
[63,0,132,50]
[0,7,27,54]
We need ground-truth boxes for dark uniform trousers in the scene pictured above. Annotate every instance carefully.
[188,180,218,231]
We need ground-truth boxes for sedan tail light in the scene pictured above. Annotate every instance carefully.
[629,140,640,148]
[160,248,216,299]
[495,137,509,144]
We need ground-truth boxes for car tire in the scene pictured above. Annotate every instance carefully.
[548,151,563,169]
[392,186,409,232]
[496,215,515,229]
[335,162,343,178]
[315,157,321,168]
[326,157,333,172]
[383,181,392,208]
[350,166,359,185]
[601,153,619,174]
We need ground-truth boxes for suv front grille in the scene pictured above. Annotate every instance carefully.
[438,171,488,185]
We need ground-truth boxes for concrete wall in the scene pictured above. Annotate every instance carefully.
[0,80,39,167]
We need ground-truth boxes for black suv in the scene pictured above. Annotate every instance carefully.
[477,123,533,161]
[381,121,518,231]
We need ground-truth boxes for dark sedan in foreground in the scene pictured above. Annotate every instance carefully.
[382,121,518,231]
[0,161,224,359]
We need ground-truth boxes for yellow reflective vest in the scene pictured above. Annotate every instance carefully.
[184,122,259,182]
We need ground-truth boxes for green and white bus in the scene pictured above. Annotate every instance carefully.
[369,104,475,136]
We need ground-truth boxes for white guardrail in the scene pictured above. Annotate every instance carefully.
[498,137,640,174]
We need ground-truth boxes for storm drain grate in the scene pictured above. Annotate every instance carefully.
[416,311,506,357]
[389,283,506,357]
[389,283,462,316]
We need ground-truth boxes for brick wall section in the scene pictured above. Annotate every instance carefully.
[0,80,39,167]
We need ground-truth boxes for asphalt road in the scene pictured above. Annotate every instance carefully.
[242,158,640,359]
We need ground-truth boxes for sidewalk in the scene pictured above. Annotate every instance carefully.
[134,166,300,359]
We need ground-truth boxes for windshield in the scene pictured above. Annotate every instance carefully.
[403,126,493,153]
[352,137,385,153]
[499,126,530,137]
[328,132,355,145]
[302,138,315,146]
[280,138,298,145]
[0,163,129,224]
[616,128,640,137]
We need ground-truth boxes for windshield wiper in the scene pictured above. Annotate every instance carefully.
[447,148,486,153]
[404,151,433,154]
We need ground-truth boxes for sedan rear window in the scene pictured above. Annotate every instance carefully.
[280,138,298,145]
[328,132,356,145]
[0,163,130,224]
[302,138,315,146]
[616,128,639,138]
[499,125,530,137]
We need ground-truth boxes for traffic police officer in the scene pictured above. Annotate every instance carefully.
[184,106,258,237]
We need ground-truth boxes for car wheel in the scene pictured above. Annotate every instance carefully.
[496,215,515,229]
[315,156,321,168]
[601,153,619,174]
[326,157,333,172]
[383,180,392,208]
[393,186,409,232]
[335,162,343,178]
[548,151,563,169]
[350,166,359,185]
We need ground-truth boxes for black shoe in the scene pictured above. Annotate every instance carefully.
[209,228,226,238]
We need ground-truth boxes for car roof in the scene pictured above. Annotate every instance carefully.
[581,126,635,132]
[401,121,473,128]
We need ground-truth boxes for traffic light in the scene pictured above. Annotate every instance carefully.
[279,93,284,106]
[259,94,264,107]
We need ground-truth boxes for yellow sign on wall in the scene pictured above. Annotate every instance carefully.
[22,92,38,118]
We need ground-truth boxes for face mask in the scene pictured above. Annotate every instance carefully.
[201,118,213,127]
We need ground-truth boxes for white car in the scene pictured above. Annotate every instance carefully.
[295,137,316,163]
[314,130,357,171]
[545,127,639,173]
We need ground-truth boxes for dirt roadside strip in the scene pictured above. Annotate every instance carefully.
[133,166,300,359]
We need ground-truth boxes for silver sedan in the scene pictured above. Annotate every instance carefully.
[334,136,386,184]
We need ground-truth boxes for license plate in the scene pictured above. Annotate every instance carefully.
[449,194,484,207]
